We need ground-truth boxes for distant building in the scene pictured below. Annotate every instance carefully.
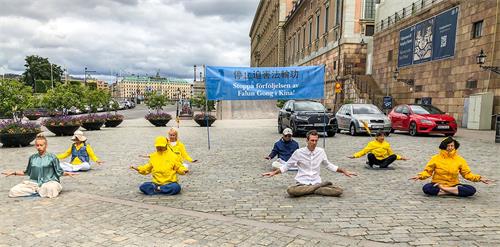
[115,76,192,100]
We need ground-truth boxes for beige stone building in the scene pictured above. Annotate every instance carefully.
[371,0,500,125]
[115,76,192,100]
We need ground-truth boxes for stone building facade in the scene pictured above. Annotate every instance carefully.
[283,0,376,109]
[250,0,295,67]
[115,76,192,100]
[372,0,500,124]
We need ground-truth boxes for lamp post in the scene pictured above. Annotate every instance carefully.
[476,49,500,74]
[176,88,181,117]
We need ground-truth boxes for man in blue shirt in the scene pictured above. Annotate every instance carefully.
[265,128,299,171]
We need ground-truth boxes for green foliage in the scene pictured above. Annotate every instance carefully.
[81,87,110,114]
[22,55,63,88]
[276,100,286,109]
[42,84,83,113]
[0,79,35,119]
[191,94,215,112]
[145,91,168,113]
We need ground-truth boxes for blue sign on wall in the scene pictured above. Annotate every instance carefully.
[397,6,458,67]
[205,66,325,100]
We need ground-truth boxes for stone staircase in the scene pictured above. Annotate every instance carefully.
[342,74,386,109]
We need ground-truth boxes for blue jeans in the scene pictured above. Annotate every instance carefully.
[422,183,476,197]
[139,182,181,195]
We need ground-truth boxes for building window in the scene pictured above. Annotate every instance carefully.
[298,32,301,52]
[335,0,342,25]
[325,5,329,34]
[466,79,477,89]
[333,61,337,70]
[364,0,375,19]
[303,27,306,49]
[472,20,483,39]
[415,85,423,92]
[309,21,313,45]
[365,25,374,36]
[387,50,393,62]
[316,13,321,39]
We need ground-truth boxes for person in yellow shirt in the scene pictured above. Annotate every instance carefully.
[348,131,408,168]
[410,137,493,197]
[131,136,188,195]
[57,130,103,172]
[167,128,198,169]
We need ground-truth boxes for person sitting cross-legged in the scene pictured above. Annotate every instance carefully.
[57,130,103,172]
[265,128,299,171]
[131,136,188,195]
[409,137,494,197]
[262,130,357,197]
[348,131,408,168]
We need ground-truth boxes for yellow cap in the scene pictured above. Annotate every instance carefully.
[154,136,168,147]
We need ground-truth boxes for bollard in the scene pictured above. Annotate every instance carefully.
[496,115,500,143]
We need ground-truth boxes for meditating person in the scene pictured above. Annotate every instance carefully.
[166,128,198,169]
[262,130,357,197]
[348,131,408,168]
[2,134,76,198]
[131,136,188,195]
[57,130,103,172]
[265,128,299,171]
[410,137,493,197]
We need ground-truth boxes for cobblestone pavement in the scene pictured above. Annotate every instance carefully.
[1,117,499,246]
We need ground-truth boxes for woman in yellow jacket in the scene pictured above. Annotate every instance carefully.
[410,137,493,197]
[349,132,408,168]
[57,130,103,172]
[131,136,188,195]
[167,128,198,169]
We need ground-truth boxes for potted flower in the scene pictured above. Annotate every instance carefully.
[79,114,106,130]
[41,84,83,136]
[42,116,81,136]
[144,92,171,127]
[191,93,216,127]
[0,120,41,147]
[0,79,40,147]
[104,100,124,127]
[193,113,216,127]
[145,112,172,127]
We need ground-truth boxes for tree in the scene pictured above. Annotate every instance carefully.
[0,79,35,120]
[22,55,63,88]
[81,87,110,114]
[42,84,83,114]
[191,93,215,112]
[145,91,169,114]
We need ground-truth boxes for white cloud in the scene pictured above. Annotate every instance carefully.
[0,0,260,80]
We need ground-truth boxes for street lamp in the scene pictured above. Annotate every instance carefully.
[393,68,414,86]
[476,49,500,74]
[176,88,181,117]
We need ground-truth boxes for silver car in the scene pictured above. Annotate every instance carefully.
[335,103,392,136]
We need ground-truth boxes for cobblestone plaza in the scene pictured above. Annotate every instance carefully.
[1,111,499,246]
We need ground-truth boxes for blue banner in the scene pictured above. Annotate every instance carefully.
[432,7,458,60]
[398,6,458,67]
[398,26,415,67]
[205,66,325,100]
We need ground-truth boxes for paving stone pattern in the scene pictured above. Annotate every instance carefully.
[1,118,499,246]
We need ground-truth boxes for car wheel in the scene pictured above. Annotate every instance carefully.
[336,127,341,133]
[290,121,297,136]
[409,122,418,136]
[390,128,395,133]
[278,119,283,134]
[350,123,357,136]
[445,133,455,137]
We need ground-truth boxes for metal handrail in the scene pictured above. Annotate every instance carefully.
[375,0,444,33]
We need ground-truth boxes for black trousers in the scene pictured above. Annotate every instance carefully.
[367,153,397,168]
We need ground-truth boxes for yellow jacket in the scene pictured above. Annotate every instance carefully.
[57,143,100,165]
[353,140,401,160]
[137,150,188,185]
[169,141,193,162]
[418,150,481,187]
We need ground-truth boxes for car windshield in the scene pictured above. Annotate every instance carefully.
[410,105,444,114]
[352,105,382,114]
[293,101,325,111]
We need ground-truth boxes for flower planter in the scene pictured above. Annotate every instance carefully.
[45,125,81,136]
[25,115,41,121]
[104,119,123,127]
[81,121,105,131]
[194,119,216,127]
[147,119,170,127]
[0,132,39,147]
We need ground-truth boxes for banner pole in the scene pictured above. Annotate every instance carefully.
[206,97,211,150]
[323,106,326,148]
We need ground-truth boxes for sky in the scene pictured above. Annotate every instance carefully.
[0,0,260,82]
